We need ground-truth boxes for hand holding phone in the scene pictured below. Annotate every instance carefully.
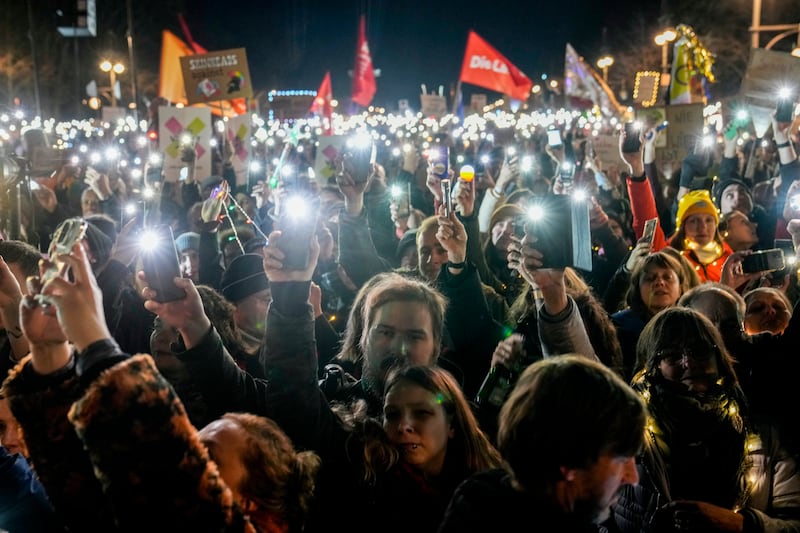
[621,122,643,153]
[276,196,320,270]
[39,218,88,287]
[777,95,795,123]
[139,224,186,303]
[740,248,785,275]
[547,129,563,147]
[642,218,658,249]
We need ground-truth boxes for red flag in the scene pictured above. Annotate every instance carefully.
[311,71,333,135]
[459,31,532,101]
[352,15,376,107]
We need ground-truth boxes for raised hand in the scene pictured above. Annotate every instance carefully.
[262,230,320,283]
[435,206,467,265]
[139,272,210,349]
[37,243,110,352]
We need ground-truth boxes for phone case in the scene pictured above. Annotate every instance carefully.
[140,225,186,302]
[277,197,320,270]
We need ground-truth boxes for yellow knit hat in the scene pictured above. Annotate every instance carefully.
[675,189,719,229]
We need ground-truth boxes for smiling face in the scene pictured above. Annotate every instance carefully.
[383,378,453,476]
[656,341,720,393]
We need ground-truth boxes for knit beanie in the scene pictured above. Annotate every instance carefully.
[396,228,418,262]
[489,203,525,231]
[175,232,200,254]
[81,221,113,266]
[220,253,270,304]
[675,189,719,230]
[713,178,753,209]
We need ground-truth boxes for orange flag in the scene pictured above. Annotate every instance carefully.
[351,15,376,107]
[158,29,246,117]
[459,30,532,101]
[311,71,333,135]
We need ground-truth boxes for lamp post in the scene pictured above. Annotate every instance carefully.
[654,29,677,86]
[596,55,614,83]
[99,59,125,108]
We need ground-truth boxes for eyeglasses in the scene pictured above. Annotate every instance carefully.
[656,346,716,366]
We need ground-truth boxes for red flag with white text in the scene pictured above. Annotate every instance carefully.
[459,31,532,101]
[311,71,333,135]
[352,15,376,107]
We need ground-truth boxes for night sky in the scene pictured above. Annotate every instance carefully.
[180,0,665,106]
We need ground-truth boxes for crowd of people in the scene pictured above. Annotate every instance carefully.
[0,92,800,533]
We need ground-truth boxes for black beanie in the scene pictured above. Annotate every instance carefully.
[713,178,752,209]
[82,221,113,266]
[220,253,270,304]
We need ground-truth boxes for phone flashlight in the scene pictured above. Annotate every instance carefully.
[390,184,403,198]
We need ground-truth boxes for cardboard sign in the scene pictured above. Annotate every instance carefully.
[420,94,447,118]
[656,103,704,179]
[224,114,250,187]
[636,107,668,149]
[470,93,487,113]
[158,106,213,183]
[741,48,800,137]
[588,133,620,171]
[180,48,253,105]
[314,135,348,188]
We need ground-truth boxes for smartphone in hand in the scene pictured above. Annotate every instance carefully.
[621,122,642,153]
[277,196,321,270]
[140,224,186,303]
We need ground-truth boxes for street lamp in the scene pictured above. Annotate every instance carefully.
[654,29,677,86]
[596,55,614,83]
[99,59,125,107]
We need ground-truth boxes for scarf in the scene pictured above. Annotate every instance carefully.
[634,375,751,509]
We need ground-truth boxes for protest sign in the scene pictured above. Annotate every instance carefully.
[158,106,213,183]
[314,135,348,188]
[224,114,250,187]
[420,94,447,118]
[470,93,487,113]
[656,103,704,179]
[180,48,253,105]
[740,48,800,137]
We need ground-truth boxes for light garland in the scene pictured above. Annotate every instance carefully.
[675,23,716,83]
[633,71,661,107]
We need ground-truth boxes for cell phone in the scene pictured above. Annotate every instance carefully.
[277,195,320,270]
[40,218,88,286]
[391,183,411,218]
[656,121,669,132]
[741,248,785,275]
[139,224,187,303]
[621,122,642,153]
[776,98,795,123]
[441,179,453,217]
[431,146,450,179]
[559,161,574,185]
[772,239,796,279]
[642,218,658,247]
[547,129,563,147]
[344,143,376,183]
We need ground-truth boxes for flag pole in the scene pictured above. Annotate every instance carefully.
[451,80,462,115]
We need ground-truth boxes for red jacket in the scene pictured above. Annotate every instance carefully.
[627,174,731,282]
